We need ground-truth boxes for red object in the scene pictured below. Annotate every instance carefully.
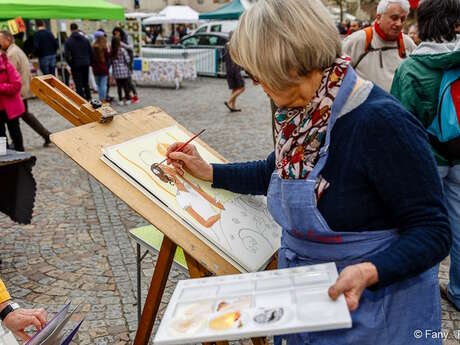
[452,80,460,126]
[0,54,25,120]
[409,0,419,9]
[373,23,406,58]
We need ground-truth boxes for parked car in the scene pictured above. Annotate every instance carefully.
[178,32,229,47]
[192,21,238,35]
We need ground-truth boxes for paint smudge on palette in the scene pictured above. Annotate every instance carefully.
[209,311,244,331]
[253,307,284,324]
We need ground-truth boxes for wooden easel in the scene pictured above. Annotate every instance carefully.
[31,76,276,345]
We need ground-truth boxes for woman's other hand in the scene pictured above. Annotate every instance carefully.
[3,307,47,341]
[328,262,379,311]
[166,143,213,182]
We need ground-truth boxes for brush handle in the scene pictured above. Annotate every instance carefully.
[157,129,206,166]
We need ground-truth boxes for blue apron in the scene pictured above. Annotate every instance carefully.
[267,67,441,345]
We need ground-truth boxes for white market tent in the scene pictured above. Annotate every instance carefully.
[125,12,156,19]
[143,5,199,25]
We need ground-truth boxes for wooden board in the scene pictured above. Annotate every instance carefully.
[51,106,240,276]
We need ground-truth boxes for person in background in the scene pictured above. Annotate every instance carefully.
[91,31,110,103]
[0,31,52,147]
[167,1,451,343]
[33,20,58,75]
[112,27,138,104]
[391,0,460,312]
[343,0,416,91]
[337,21,348,36]
[0,279,46,341]
[408,24,421,45]
[223,32,245,112]
[347,20,361,35]
[0,53,24,151]
[110,37,131,106]
[65,23,92,100]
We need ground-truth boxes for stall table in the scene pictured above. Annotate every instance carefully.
[132,57,197,89]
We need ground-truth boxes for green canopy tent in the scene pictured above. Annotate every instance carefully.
[199,0,246,20]
[0,0,124,20]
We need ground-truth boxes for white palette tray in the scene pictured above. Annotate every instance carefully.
[154,263,351,345]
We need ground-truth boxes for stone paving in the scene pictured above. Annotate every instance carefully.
[0,77,459,344]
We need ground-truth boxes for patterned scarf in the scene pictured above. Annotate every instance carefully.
[274,56,351,201]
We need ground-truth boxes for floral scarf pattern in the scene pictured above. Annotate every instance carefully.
[274,56,351,201]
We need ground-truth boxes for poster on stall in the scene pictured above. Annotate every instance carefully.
[0,17,25,35]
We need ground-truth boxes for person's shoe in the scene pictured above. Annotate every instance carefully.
[124,100,132,106]
[118,100,124,106]
[131,95,139,104]
[440,282,460,311]
[43,138,51,147]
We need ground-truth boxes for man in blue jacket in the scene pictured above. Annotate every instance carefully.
[33,20,58,76]
[64,23,92,100]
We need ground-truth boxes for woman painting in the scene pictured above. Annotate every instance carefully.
[166,0,451,344]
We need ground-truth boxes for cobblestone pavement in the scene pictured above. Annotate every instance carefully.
[0,77,459,344]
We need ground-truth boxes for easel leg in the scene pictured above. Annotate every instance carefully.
[134,236,177,345]
[251,337,268,345]
[137,243,142,324]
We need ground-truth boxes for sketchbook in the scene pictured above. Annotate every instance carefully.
[101,126,282,272]
[24,301,84,345]
[154,263,352,345]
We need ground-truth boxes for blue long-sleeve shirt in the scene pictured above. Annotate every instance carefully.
[212,86,451,288]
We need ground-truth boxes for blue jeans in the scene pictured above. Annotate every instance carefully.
[38,55,56,75]
[94,75,108,102]
[439,165,460,309]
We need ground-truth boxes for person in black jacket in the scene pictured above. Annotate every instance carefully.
[64,23,92,100]
[33,20,58,75]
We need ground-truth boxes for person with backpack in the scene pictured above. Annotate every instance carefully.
[343,0,416,92]
[391,0,460,311]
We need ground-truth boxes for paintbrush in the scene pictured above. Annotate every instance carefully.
[154,129,206,167]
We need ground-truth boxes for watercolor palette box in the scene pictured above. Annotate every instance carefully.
[154,262,351,345]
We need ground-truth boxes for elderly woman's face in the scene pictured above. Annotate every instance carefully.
[258,70,323,109]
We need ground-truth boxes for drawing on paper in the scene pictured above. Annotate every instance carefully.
[101,125,281,272]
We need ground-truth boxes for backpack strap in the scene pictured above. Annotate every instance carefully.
[353,27,373,69]
[353,27,407,69]
[397,34,407,59]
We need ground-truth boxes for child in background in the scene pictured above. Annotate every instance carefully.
[110,37,131,106]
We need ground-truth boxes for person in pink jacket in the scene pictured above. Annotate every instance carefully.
[0,52,24,151]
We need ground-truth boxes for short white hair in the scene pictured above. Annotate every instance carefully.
[377,0,410,14]
[229,0,341,91]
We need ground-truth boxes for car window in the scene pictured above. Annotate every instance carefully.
[210,25,222,32]
[208,36,219,46]
[217,37,228,46]
[196,26,207,33]
[181,36,199,46]
[198,35,211,45]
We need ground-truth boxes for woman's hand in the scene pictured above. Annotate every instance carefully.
[2,306,47,341]
[328,262,379,311]
[166,143,213,182]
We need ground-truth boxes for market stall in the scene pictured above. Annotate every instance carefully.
[143,5,200,25]
[199,0,249,20]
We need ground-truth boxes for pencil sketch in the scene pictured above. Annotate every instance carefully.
[101,126,281,271]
